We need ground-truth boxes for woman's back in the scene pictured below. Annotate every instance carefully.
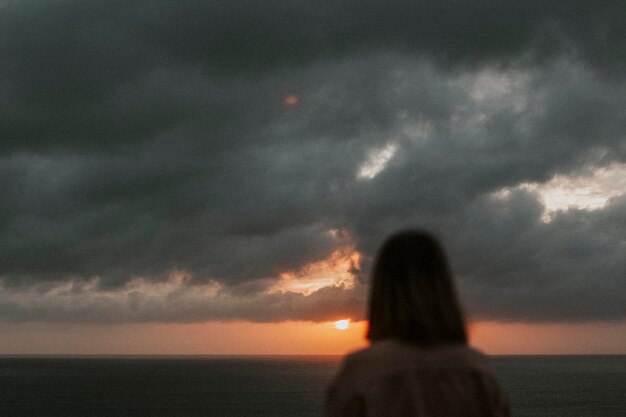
[325,230,510,416]
[325,340,509,417]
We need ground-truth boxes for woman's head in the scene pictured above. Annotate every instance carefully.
[367,229,468,345]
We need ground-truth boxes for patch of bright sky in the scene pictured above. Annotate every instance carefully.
[0,250,362,324]
[357,143,398,179]
[5,271,220,313]
[398,114,433,145]
[450,66,533,139]
[76,248,359,299]
[272,247,360,295]
[494,162,626,222]
[1,234,363,324]
[466,67,530,112]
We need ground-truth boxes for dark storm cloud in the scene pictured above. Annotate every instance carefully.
[449,191,626,322]
[1,0,624,153]
[1,0,625,323]
[0,281,367,324]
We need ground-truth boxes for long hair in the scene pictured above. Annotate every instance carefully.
[367,230,468,345]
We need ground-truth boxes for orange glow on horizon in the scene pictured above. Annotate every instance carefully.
[2,320,626,355]
[468,320,626,355]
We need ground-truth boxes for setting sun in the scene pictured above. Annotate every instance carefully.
[335,319,350,330]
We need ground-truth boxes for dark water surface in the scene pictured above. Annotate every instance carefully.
[493,355,626,417]
[0,355,624,417]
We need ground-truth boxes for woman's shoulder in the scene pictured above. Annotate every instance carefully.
[329,341,509,417]
[341,339,494,378]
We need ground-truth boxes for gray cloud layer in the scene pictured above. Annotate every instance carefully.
[1,0,625,323]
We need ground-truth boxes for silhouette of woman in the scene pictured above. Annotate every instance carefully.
[325,230,510,417]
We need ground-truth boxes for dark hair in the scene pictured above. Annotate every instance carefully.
[367,230,468,345]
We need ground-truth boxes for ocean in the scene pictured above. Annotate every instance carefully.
[0,355,624,416]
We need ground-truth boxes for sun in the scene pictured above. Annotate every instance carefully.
[334,319,350,330]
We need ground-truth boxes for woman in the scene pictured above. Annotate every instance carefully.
[325,230,509,417]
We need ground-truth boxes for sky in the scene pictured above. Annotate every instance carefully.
[1,0,625,355]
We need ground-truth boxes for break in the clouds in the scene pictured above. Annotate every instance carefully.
[1,0,625,324]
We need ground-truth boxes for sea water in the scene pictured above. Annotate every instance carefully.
[493,355,626,417]
[0,355,624,416]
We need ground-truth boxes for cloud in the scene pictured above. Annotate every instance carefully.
[448,190,626,322]
[0,0,625,323]
[493,162,626,221]
[0,253,367,324]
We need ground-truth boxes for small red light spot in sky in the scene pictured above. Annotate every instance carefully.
[283,93,300,107]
